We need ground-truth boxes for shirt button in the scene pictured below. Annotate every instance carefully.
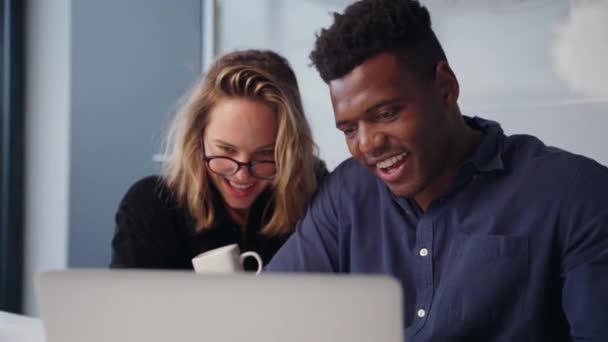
[417,308,426,318]
[419,248,429,257]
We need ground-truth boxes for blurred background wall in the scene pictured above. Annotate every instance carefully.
[23,0,202,314]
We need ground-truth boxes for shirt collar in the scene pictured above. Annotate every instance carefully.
[388,115,506,209]
[464,116,505,173]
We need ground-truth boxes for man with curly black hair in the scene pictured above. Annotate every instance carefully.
[267,0,608,341]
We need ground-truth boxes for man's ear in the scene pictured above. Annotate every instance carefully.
[434,61,459,106]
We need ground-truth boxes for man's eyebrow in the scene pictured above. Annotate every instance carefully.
[363,99,401,115]
[336,120,350,129]
[335,99,402,128]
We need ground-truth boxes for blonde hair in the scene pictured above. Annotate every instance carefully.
[161,50,319,237]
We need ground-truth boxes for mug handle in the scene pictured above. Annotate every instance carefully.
[240,251,263,275]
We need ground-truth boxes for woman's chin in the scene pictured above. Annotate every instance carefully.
[225,198,256,211]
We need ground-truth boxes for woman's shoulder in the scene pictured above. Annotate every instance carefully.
[115,175,195,237]
[119,175,179,213]
[313,157,330,183]
[112,176,194,268]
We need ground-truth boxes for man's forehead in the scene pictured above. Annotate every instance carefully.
[330,53,406,91]
[329,55,407,117]
[329,75,370,120]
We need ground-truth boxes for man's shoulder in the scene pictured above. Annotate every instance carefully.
[328,158,377,183]
[333,157,368,174]
[319,158,385,199]
[504,134,608,189]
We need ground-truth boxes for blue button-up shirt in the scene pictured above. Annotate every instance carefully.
[267,117,608,341]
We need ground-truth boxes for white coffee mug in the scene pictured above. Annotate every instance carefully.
[191,244,263,275]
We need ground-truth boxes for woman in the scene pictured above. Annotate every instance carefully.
[111,49,326,270]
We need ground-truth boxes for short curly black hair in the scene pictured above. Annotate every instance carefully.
[310,0,447,84]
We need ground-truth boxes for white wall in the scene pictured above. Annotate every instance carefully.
[23,0,71,315]
[22,0,202,315]
[429,0,608,166]
[215,0,608,169]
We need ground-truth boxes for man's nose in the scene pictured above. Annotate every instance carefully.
[358,123,386,157]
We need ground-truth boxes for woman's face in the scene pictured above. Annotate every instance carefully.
[203,97,278,212]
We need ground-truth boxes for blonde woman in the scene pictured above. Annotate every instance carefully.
[111,50,326,270]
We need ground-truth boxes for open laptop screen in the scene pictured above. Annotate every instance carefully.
[36,269,403,342]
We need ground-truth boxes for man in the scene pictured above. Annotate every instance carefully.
[266,0,608,340]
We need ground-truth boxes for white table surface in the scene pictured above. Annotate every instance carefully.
[0,310,46,342]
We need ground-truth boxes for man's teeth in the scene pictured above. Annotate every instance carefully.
[376,152,408,169]
[229,181,254,190]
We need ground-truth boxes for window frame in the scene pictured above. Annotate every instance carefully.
[0,0,25,314]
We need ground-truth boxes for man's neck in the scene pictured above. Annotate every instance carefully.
[415,120,483,211]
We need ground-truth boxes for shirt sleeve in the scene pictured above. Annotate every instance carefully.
[265,171,341,273]
[560,159,608,341]
[110,176,184,268]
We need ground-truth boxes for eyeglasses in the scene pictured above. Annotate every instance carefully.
[203,155,277,180]
[201,140,277,180]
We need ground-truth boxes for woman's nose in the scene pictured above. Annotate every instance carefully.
[233,164,254,181]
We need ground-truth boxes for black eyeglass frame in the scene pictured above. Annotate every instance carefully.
[200,140,277,180]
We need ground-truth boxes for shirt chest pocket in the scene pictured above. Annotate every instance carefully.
[440,233,529,324]
[445,233,529,283]
[448,233,529,261]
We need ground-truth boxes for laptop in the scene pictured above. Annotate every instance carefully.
[36,269,403,342]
